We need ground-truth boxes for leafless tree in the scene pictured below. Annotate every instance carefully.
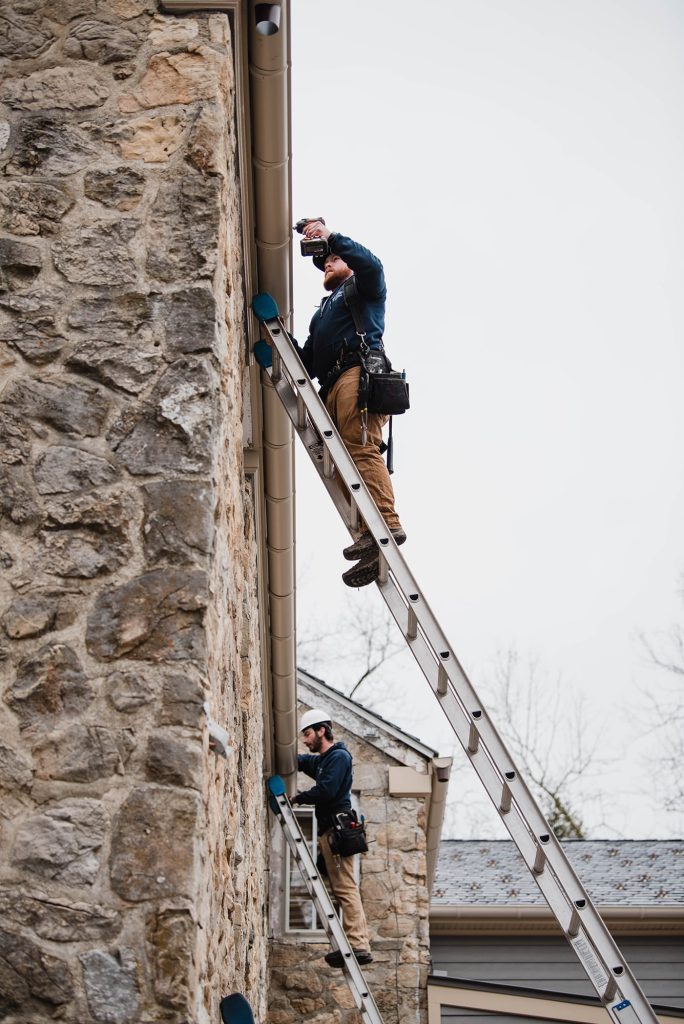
[298,595,612,838]
[297,590,408,703]
[483,648,611,839]
[639,578,684,814]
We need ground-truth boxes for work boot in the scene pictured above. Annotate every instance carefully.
[324,949,373,969]
[342,532,375,561]
[342,550,380,588]
[342,528,407,561]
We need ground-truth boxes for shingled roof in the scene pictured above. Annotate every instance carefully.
[433,839,684,907]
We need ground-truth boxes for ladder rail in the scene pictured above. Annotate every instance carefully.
[268,779,385,1024]
[347,576,628,998]
[257,311,661,1024]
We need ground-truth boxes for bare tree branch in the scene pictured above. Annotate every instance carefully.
[298,602,617,838]
[639,616,684,813]
[297,591,406,701]
[484,648,611,839]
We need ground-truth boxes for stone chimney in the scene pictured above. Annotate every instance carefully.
[0,4,268,1022]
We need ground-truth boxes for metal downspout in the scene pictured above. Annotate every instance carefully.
[248,0,298,785]
[426,757,453,893]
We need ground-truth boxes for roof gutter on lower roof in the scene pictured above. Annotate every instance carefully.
[430,903,684,935]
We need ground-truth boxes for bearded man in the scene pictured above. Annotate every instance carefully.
[292,707,372,967]
[293,221,406,588]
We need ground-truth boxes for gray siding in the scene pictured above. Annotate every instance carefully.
[431,936,684,1012]
[442,1014,565,1024]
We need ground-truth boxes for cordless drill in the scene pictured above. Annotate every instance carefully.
[294,217,328,259]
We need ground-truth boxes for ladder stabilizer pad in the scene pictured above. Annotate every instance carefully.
[268,775,286,797]
[220,993,255,1024]
[253,339,273,368]
[251,292,280,322]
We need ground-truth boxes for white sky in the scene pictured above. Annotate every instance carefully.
[289,0,684,838]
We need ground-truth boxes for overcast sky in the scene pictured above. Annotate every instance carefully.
[288,0,684,838]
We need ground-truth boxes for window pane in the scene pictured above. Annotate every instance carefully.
[286,808,322,932]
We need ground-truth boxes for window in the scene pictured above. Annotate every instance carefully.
[284,807,361,935]
[285,807,327,933]
[283,798,367,938]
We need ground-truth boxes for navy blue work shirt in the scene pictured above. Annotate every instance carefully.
[294,233,386,400]
[294,741,353,834]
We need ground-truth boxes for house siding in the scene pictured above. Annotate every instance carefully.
[442,1013,570,1024]
[431,936,684,1010]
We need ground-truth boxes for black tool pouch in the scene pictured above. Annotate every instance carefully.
[367,368,410,415]
[328,810,369,858]
[343,278,410,417]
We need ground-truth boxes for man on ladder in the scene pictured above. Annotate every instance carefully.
[291,220,406,588]
[292,707,373,967]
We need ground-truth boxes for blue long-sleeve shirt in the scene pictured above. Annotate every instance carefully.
[296,741,353,833]
[294,233,386,399]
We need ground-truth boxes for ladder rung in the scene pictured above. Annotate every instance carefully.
[378,554,388,586]
[296,394,307,430]
[605,976,619,1002]
[436,663,448,696]
[323,448,334,478]
[467,710,482,753]
[406,607,418,641]
[499,771,515,813]
[533,834,550,874]
[567,900,586,937]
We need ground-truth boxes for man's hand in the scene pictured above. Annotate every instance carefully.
[303,220,331,241]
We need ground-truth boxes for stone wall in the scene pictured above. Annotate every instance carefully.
[268,696,431,1024]
[0,4,269,1023]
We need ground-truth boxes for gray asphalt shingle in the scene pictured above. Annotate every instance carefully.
[433,839,684,906]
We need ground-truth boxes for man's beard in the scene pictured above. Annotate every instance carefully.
[310,734,323,753]
[324,270,347,292]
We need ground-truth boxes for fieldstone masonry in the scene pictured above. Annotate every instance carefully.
[269,696,432,1024]
[0,4,268,1023]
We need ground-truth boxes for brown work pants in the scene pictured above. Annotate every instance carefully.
[320,830,371,951]
[325,366,402,533]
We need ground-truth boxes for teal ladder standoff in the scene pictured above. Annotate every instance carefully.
[252,293,660,1024]
[267,776,385,1024]
[219,994,255,1024]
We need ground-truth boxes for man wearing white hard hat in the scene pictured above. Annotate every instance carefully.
[292,707,372,967]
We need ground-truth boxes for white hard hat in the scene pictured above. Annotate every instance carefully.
[300,708,332,732]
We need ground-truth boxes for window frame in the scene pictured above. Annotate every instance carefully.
[283,802,361,938]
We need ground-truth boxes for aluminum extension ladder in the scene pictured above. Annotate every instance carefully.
[251,293,659,1024]
[267,775,384,1024]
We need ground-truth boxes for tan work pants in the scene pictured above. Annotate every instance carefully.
[325,366,402,533]
[320,830,371,951]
